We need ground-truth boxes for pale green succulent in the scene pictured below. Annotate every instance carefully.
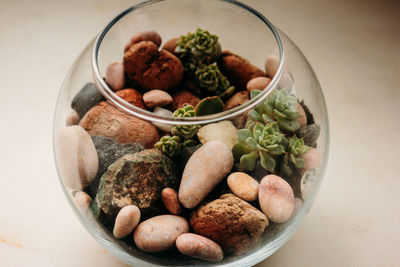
[171,105,201,140]
[194,64,235,97]
[232,121,286,172]
[248,89,301,132]
[280,135,309,176]
[155,135,181,158]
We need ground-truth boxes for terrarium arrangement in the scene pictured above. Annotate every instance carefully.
[55,28,322,262]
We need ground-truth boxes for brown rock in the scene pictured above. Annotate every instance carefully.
[224,91,249,111]
[161,188,181,214]
[114,88,145,109]
[190,193,268,255]
[123,41,183,91]
[79,102,159,148]
[124,30,162,52]
[162,37,179,54]
[218,51,265,90]
[170,90,200,111]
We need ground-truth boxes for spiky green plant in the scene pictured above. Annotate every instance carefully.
[248,89,301,132]
[280,135,309,176]
[232,121,286,172]
[171,105,201,140]
[155,135,181,158]
[194,64,235,97]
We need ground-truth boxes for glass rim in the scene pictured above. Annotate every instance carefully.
[91,0,285,125]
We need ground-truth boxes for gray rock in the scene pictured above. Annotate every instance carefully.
[296,123,321,148]
[71,83,104,118]
[91,149,179,221]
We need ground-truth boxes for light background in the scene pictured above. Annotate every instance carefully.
[0,0,399,266]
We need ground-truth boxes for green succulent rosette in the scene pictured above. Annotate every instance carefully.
[248,89,301,132]
[232,121,286,172]
[194,64,235,97]
[171,105,201,140]
[155,135,181,158]
[280,135,309,177]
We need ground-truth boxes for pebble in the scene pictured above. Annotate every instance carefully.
[115,88,145,109]
[71,83,104,118]
[227,172,259,201]
[176,233,223,262]
[197,121,237,148]
[113,205,141,239]
[162,37,179,54]
[105,62,125,91]
[161,188,182,214]
[124,30,162,51]
[170,90,200,111]
[66,110,80,126]
[224,91,250,111]
[151,107,173,132]
[300,147,321,172]
[246,77,272,92]
[296,124,321,148]
[296,102,308,128]
[265,55,279,78]
[258,174,294,223]
[143,89,173,108]
[55,126,98,190]
[73,191,92,215]
[179,141,234,209]
[300,168,319,200]
[133,215,189,252]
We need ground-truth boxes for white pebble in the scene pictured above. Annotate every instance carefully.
[197,121,237,148]
[152,107,173,132]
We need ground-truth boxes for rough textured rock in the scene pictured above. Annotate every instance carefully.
[190,193,268,255]
[114,88,145,109]
[197,121,238,148]
[124,30,162,52]
[91,149,179,220]
[176,233,224,262]
[105,62,125,91]
[55,126,98,191]
[134,215,189,252]
[224,91,250,111]
[218,51,265,90]
[113,205,141,238]
[71,83,104,118]
[79,102,159,148]
[179,141,234,209]
[123,41,183,91]
[170,90,200,111]
[296,124,321,148]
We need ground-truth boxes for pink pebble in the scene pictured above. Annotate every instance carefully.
[73,191,92,215]
[296,102,307,128]
[113,205,141,239]
[246,77,272,92]
[66,110,80,126]
[105,62,125,91]
[143,89,173,108]
[161,188,182,214]
[265,55,279,78]
[300,147,321,172]
[176,233,223,262]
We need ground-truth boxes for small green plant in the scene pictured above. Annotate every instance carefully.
[155,135,181,158]
[280,135,309,176]
[194,64,235,98]
[171,105,201,140]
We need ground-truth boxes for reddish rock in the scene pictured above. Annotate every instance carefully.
[170,90,200,111]
[224,91,249,111]
[162,37,179,54]
[161,188,182,214]
[114,88,145,109]
[79,102,159,148]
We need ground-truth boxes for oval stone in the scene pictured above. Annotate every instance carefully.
[55,126,98,190]
[176,233,223,262]
[143,89,173,108]
[259,174,294,223]
[179,140,234,209]
[66,110,80,126]
[151,107,173,132]
[113,205,141,239]
[161,188,182,214]
[227,172,259,201]
[300,147,321,172]
[133,215,189,252]
[197,121,237,148]
[265,55,279,78]
[246,77,272,92]
[73,191,92,215]
[105,62,125,91]
[296,102,307,128]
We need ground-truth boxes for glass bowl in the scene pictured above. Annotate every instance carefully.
[53,0,329,266]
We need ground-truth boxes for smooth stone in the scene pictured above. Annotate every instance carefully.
[179,141,234,209]
[176,233,223,262]
[223,91,250,111]
[105,62,125,91]
[197,121,237,149]
[91,149,179,220]
[161,188,182,214]
[246,77,272,92]
[73,191,92,215]
[296,102,308,128]
[162,37,179,54]
[124,30,162,51]
[71,83,104,118]
[66,110,80,126]
[151,107,173,132]
[113,205,141,239]
[143,89,173,108]
[300,147,321,172]
[296,124,321,148]
[55,126,98,190]
[259,174,294,223]
[227,172,259,201]
[291,197,303,218]
[134,215,189,252]
[190,194,267,255]
[300,168,319,200]
[265,55,279,78]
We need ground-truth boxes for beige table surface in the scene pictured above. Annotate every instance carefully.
[1,0,399,266]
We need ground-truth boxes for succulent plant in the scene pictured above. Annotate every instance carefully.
[155,135,181,158]
[196,96,224,116]
[248,89,301,132]
[194,64,235,97]
[280,135,309,177]
[232,121,286,172]
[175,28,219,64]
[171,105,201,140]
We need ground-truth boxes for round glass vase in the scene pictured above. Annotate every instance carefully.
[53,0,329,266]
